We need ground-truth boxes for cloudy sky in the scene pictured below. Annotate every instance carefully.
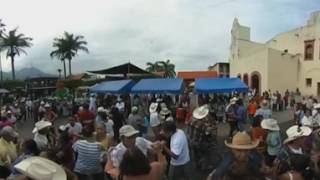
[1,0,320,75]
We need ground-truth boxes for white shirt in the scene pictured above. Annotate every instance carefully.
[34,133,49,150]
[116,102,125,112]
[301,115,314,126]
[89,97,96,112]
[66,122,83,135]
[111,137,152,168]
[150,112,160,127]
[170,129,190,166]
[105,120,114,137]
[26,100,33,108]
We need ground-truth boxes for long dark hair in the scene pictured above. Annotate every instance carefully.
[119,146,151,177]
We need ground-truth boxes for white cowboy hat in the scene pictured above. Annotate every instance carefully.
[160,102,167,109]
[119,125,139,137]
[97,106,106,113]
[44,103,51,108]
[284,125,312,144]
[193,105,209,119]
[230,97,238,104]
[33,120,52,133]
[40,101,45,105]
[160,107,171,116]
[149,103,158,113]
[165,116,174,122]
[261,118,280,131]
[14,156,67,180]
[131,106,138,113]
[314,103,320,109]
[225,131,259,150]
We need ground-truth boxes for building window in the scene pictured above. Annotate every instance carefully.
[305,40,315,60]
[306,78,312,87]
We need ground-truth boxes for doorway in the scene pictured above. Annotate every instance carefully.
[251,72,261,95]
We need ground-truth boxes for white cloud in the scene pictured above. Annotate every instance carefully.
[0,0,319,74]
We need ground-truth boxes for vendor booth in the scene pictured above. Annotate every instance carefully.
[131,78,184,95]
[89,79,135,94]
[195,77,249,94]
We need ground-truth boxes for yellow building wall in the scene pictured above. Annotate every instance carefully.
[267,48,299,94]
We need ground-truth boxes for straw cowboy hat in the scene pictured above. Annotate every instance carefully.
[160,107,171,116]
[14,156,67,180]
[149,102,158,113]
[160,102,167,109]
[225,131,259,149]
[193,105,209,119]
[284,125,312,144]
[261,118,280,131]
[33,120,52,133]
[156,98,162,103]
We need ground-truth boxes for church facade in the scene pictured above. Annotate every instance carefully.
[229,11,320,96]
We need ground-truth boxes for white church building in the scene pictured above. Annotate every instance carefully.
[229,11,320,96]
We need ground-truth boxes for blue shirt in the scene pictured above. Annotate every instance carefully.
[236,106,246,123]
[212,151,262,179]
[266,131,282,156]
[73,140,103,175]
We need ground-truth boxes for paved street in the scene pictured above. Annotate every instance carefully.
[15,109,295,180]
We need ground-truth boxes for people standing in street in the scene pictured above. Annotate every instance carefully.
[226,97,239,138]
[261,118,282,166]
[161,121,191,180]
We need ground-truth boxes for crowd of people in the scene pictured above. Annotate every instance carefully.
[0,90,320,180]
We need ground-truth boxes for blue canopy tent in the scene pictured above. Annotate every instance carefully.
[131,78,184,95]
[195,78,249,94]
[89,79,135,94]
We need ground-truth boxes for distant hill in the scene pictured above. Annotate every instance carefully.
[1,67,56,80]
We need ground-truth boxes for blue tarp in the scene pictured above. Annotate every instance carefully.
[90,79,135,94]
[131,78,184,95]
[195,78,249,94]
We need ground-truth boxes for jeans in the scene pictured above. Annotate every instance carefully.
[228,121,238,137]
[75,172,105,180]
[168,161,192,180]
[237,122,246,131]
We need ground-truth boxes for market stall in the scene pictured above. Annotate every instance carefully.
[89,79,135,94]
[195,77,249,94]
[130,78,184,95]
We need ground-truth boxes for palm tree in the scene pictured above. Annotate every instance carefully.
[0,28,32,80]
[146,62,162,72]
[0,19,6,81]
[50,32,88,78]
[146,60,176,78]
[157,59,176,78]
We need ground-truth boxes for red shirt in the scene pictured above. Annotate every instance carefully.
[78,110,95,125]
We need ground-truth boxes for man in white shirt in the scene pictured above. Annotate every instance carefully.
[115,97,125,113]
[65,116,82,136]
[161,121,191,180]
[106,125,152,178]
